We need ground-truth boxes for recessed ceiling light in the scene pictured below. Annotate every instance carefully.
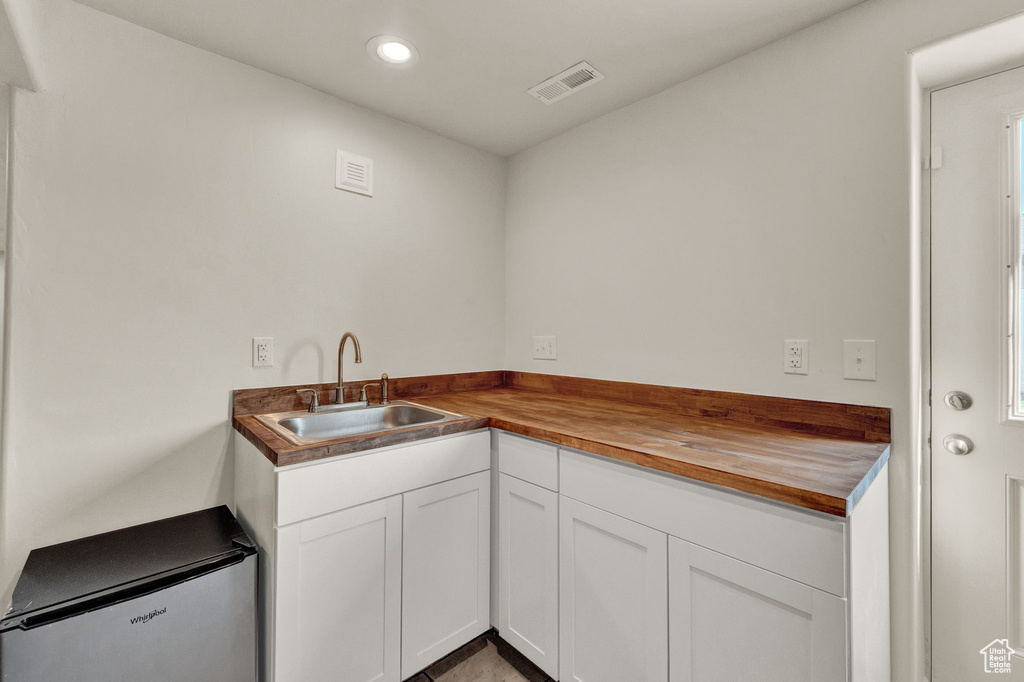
[366,35,418,67]
[379,42,411,62]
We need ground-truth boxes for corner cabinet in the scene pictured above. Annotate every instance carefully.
[233,430,491,682]
[494,431,890,682]
[495,432,560,678]
[559,496,668,682]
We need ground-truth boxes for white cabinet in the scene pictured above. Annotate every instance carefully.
[556,446,889,682]
[275,496,402,682]
[238,425,887,682]
[668,537,846,682]
[496,473,559,677]
[401,470,491,679]
[233,430,491,682]
[559,496,669,682]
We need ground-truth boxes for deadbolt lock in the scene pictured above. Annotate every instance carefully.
[943,391,973,411]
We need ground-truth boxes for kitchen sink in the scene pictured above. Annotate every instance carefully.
[255,401,463,445]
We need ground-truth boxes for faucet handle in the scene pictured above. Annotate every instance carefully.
[296,388,320,413]
[380,373,390,405]
[360,383,375,403]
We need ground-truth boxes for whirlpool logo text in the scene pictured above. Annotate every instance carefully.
[129,607,166,625]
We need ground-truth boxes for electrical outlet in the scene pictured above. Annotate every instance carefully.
[252,337,273,368]
[784,339,808,375]
[533,335,557,360]
[843,339,876,381]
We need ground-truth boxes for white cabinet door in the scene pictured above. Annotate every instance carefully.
[560,496,668,682]
[275,495,402,682]
[668,536,847,682]
[401,470,491,678]
[497,473,559,677]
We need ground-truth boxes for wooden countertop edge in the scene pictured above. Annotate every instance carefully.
[233,401,890,517]
[483,417,884,517]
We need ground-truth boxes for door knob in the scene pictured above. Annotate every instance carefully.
[943,433,974,456]
[943,391,973,411]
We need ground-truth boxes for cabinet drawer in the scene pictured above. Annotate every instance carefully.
[277,430,490,526]
[496,430,558,491]
[559,448,847,597]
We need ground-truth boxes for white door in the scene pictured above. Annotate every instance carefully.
[932,66,1024,680]
[401,471,491,678]
[497,472,559,677]
[559,496,668,682]
[668,536,846,681]
[275,495,402,682]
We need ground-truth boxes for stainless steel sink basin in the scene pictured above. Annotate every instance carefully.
[256,401,463,445]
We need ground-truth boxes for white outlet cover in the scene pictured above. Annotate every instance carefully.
[252,337,274,368]
[843,339,876,381]
[783,339,808,375]
[533,335,557,360]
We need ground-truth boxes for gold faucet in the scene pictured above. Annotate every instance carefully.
[336,332,362,404]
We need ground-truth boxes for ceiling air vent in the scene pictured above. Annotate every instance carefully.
[336,151,373,197]
[527,61,604,105]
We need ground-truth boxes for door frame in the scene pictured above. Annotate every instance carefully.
[914,32,1024,679]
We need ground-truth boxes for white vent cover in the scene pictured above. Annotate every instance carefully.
[527,61,605,104]
[336,151,373,197]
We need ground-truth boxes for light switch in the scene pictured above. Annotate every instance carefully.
[843,340,876,381]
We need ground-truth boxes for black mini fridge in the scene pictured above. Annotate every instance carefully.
[0,505,258,681]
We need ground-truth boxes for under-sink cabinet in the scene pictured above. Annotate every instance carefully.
[276,495,402,681]
[234,429,491,682]
[401,471,490,679]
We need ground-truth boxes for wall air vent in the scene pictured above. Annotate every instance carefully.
[336,151,373,197]
[527,61,605,105]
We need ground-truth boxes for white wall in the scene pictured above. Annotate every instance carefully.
[0,0,45,91]
[0,0,506,601]
[503,0,1024,679]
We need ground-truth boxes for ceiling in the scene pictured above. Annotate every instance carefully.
[72,0,866,157]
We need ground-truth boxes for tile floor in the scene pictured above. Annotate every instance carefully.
[405,630,553,682]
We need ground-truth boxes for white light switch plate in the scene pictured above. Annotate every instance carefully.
[784,339,808,375]
[533,335,556,360]
[843,339,876,381]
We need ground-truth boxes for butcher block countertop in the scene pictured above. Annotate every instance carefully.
[232,371,890,517]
